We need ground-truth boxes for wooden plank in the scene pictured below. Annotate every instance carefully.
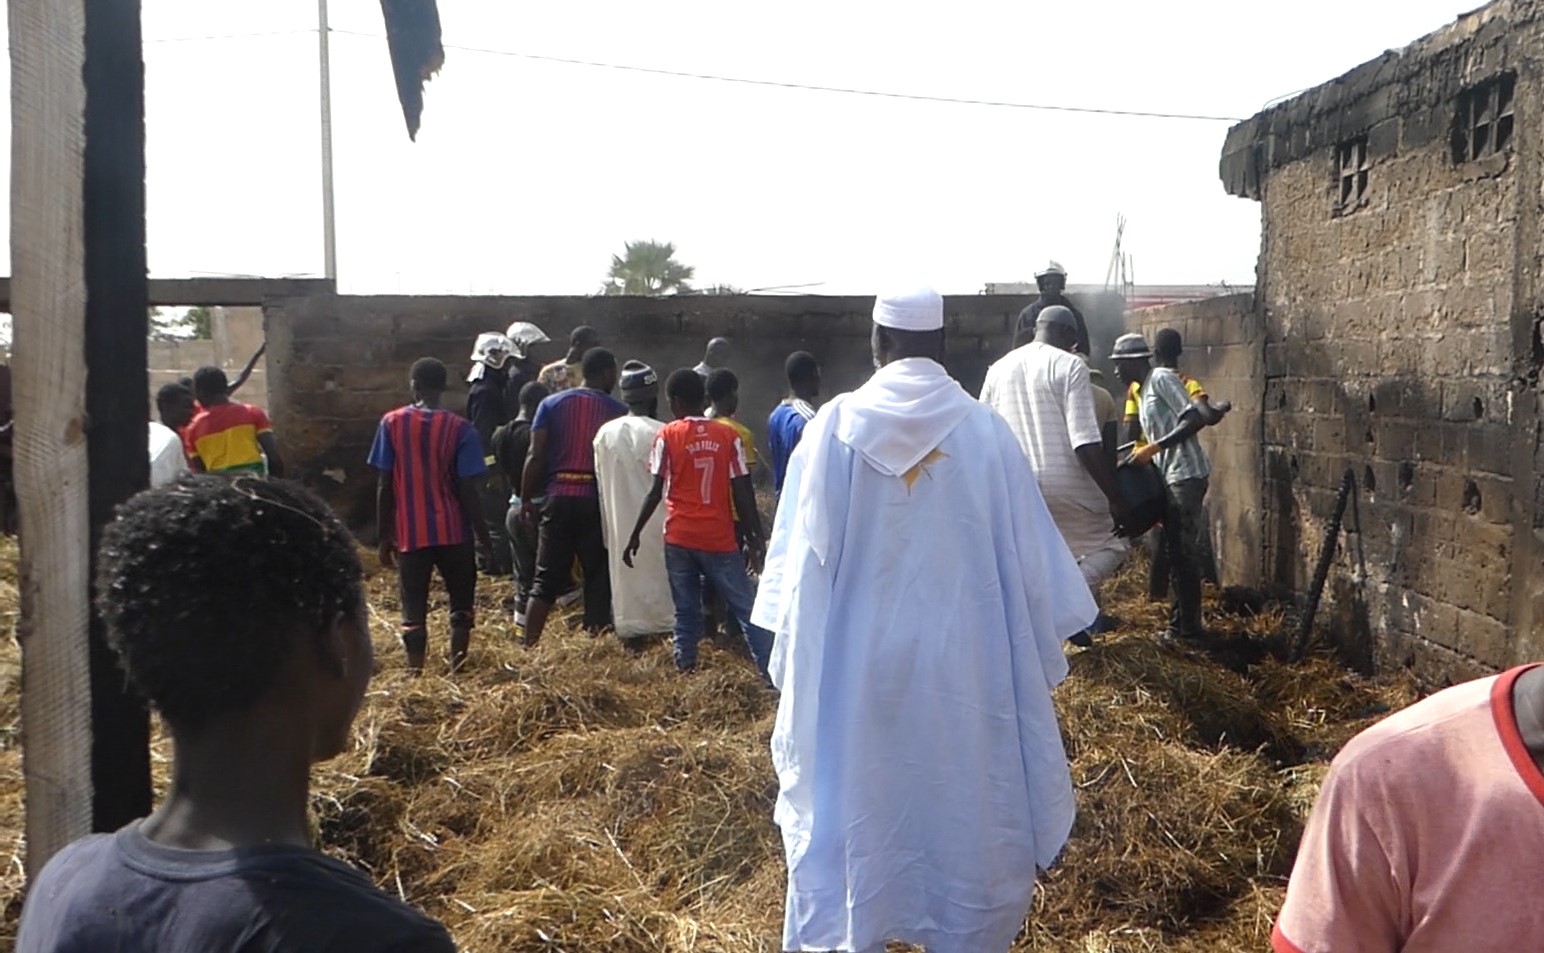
[82,0,151,834]
[11,0,95,875]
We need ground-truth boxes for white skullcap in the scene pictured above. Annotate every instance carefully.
[873,287,944,332]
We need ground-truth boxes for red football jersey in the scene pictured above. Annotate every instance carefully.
[648,417,749,553]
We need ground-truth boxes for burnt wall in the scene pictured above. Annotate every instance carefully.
[1225,0,1544,682]
[264,292,1047,526]
[1134,294,1264,588]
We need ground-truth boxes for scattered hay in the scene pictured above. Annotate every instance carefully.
[0,544,1425,951]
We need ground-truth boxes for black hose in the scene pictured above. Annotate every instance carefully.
[1292,468,1355,662]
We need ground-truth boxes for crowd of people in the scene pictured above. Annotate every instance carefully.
[25,280,1518,953]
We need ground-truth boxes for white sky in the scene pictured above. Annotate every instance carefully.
[0,1,1487,295]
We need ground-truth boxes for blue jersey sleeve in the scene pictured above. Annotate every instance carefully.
[367,419,394,471]
[454,420,489,478]
[531,394,555,432]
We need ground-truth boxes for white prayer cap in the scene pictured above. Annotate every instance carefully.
[873,287,944,332]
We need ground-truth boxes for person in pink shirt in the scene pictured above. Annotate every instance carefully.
[1274,663,1544,952]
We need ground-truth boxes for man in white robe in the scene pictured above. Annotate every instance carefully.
[593,361,674,642]
[752,287,1096,953]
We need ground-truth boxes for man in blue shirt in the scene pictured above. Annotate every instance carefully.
[768,351,820,494]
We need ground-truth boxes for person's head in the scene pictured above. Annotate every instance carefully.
[1153,327,1184,366]
[410,357,449,405]
[581,347,619,393]
[785,351,821,400]
[703,337,732,366]
[470,332,513,371]
[1036,261,1068,298]
[1109,333,1154,385]
[517,381,549,420]
[666,367,708,419]
[706,368,740,417]
[619,360,659,416]
[568,326,602,359]
[191,366,229,406]
[97,476,369,760]
[871,287,946,368]
[1034,305,1080,352]
[156,382,196,430]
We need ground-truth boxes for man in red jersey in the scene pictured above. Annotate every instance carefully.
[368,358,491,674]
[623,368,770,679]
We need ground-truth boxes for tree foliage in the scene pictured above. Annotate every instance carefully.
[149,306,215,342]
[603,240,695,296]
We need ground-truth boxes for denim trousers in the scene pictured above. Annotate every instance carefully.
[664,543,772,676]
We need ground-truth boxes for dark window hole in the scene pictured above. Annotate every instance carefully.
[1398,461,1416,493]
[1363,466,1377,495]
[1290,455,1300,478]
[1472,396,1484,419]
[1463,480,1482,515]
[1368,394,1377,413]
[1365,428,1375,445]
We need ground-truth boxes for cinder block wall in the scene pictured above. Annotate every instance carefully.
[1218,0,1544,681]
[263,292,1039,526]
[1134,293,1263,589]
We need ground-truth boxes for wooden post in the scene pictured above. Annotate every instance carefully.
[12,0,150,874]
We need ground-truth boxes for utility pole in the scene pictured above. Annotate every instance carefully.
[319,0,337,281]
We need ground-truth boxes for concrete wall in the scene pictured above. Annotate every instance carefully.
[148,306,268,411]
[263,292,1043,526]
[1219,0,1544,682]
[1134,294,1264,588]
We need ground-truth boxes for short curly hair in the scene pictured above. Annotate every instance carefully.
[96,476,365,731]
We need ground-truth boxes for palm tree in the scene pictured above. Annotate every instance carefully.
[603,240,696,296]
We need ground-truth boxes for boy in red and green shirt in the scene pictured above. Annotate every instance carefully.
[623,369,771,678]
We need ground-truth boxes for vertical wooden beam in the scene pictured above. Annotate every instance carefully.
[12,0,149,875]
[82,0,151,832]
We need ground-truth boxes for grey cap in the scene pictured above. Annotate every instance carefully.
[1037,304,1078,330]
[619,359,658,401]
[1109,332,1153,360]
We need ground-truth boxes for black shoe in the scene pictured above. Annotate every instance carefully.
[1068,631,1094,648]
[1092,612,1120,634]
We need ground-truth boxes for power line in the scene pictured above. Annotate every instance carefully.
[328,28,1242,122]
[144,28,318,44]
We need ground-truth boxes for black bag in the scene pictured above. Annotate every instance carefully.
[1116,460,1166,537]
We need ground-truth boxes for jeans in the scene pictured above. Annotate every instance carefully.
[505,502,538,614]
[398,543,478,656]
[1160,477,1209,638]
[665,543,772,676]
[531,495,611,630]
[1148,501,1218,599]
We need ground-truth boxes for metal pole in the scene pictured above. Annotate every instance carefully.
[318,0,337,281]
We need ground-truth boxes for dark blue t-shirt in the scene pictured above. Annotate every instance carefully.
[767,399,815,493]
[16,823,455,953]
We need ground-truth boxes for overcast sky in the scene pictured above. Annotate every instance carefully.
[0,1,1486,295]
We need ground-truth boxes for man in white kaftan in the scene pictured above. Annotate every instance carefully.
[752,288,1096,953]
[593,361,674,641]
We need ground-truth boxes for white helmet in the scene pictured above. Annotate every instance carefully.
[1035,260,1068,280]
[504,321,550,358]
[469,332,514,370]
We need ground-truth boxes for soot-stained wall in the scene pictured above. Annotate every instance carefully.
[1219,0,1544,682]
[264,292,1050,526]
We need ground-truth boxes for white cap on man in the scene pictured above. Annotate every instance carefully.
[873,287,944,332]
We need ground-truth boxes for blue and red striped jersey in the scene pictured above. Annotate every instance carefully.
[367,405,487,552]
[530,387,627,498]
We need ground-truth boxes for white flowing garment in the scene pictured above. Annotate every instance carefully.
[753,358,1096,953]
[148,421,188,489]
[594,416,674,639]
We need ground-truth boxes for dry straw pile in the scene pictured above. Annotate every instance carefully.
[0,541,1415,952]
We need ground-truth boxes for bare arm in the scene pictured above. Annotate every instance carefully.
[623,475,667,568]
[521,429,550,507]
[731,474,765,573]
[1076,442,1128,534]
[256,432,285,478]
[376,472,396,567]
